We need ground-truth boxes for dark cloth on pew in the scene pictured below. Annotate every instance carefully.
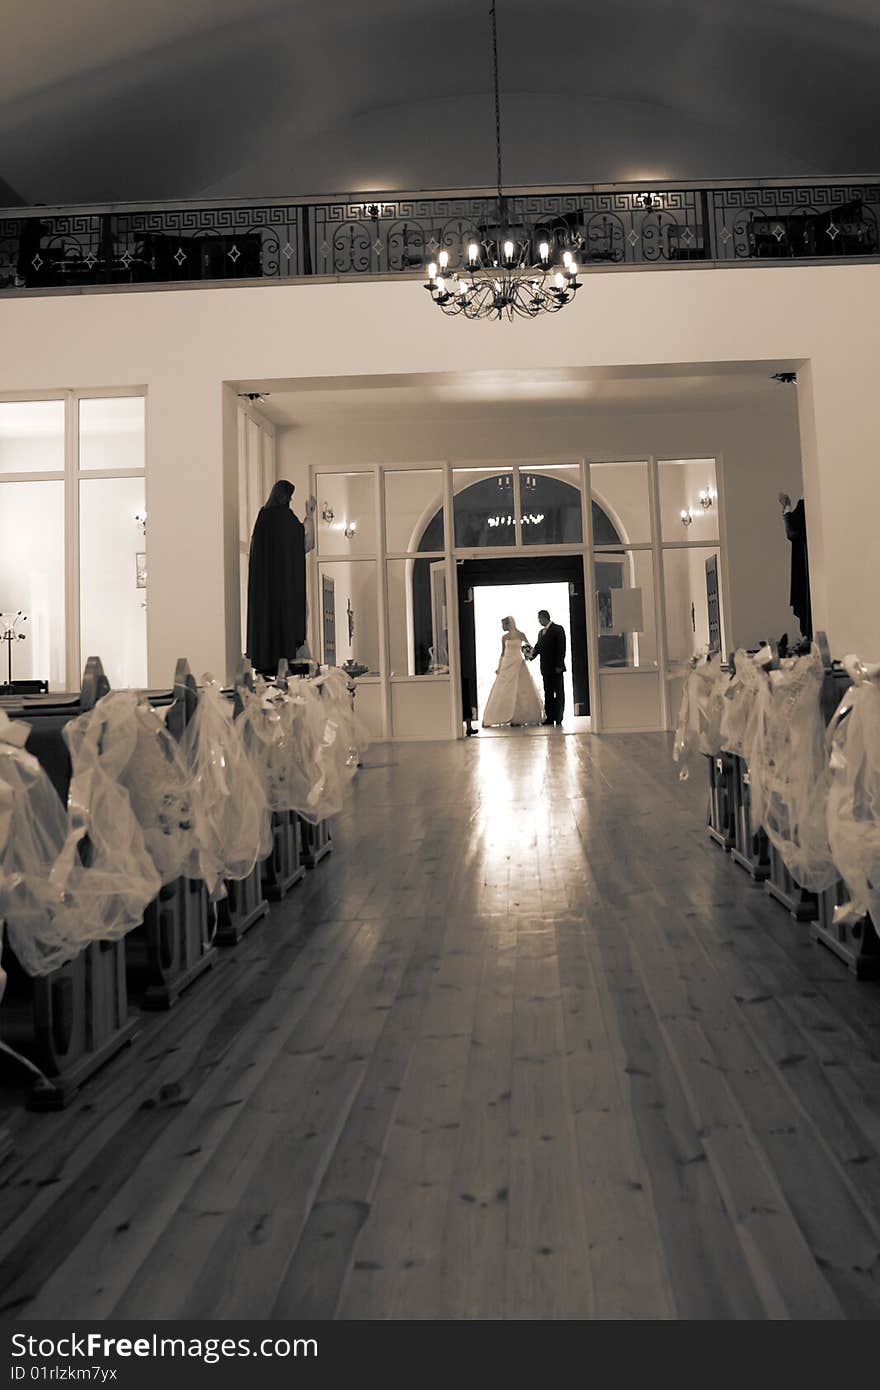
[246,503,307,675]
[784,498,812,641]
[2,707,72,803]
[25,717,71,803]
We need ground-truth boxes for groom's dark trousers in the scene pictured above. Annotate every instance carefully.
[530,622,567,723]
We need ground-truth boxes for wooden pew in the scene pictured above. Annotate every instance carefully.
[259,663,308,898]
[810,882,880,980]
[214,662,270,943]
[763,640,847,919]
[0,657,139,1110]
[729,754,771,881]
[126,659,217,1010]
[807,641,880,977]
[264,810,308,897]
[723,645,773,882]
[705,659,736,852]
[704,635,880,979]
[765,846,817,920]
[300,816,333,869]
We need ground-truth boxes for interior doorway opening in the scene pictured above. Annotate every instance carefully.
[473,581,574,723]
[458,554,589,734]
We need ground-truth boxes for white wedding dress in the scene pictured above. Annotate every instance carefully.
[482,626,544,727]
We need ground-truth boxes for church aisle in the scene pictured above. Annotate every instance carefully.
[2,732,880,1320]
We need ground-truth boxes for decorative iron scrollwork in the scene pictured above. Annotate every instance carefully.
[1,181,878,293]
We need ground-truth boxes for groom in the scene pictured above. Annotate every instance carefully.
[527,609,567,726]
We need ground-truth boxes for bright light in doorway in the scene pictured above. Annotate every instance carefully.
[473,582,575,725]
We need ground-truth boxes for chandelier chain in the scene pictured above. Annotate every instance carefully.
[491,1,503,202]
[422,0,582,320]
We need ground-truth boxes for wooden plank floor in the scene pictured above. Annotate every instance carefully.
[2,730,880,1320]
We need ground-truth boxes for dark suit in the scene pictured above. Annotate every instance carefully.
[529,622,567,723]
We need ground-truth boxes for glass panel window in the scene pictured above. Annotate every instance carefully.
[662,545,724,670]
[384,469,444,554]
[594,549,657,670]
[453,466,515,547]
[0,400,65,475]
[239,561,248,661]
[589,460,651,547]
[318,561,379,674]
[80,477,148,688]
[78,397,145,471]
[237,410,249,545]
[659,458,719,541]
[387,558,449,676]
[261,431,275,502]
[246,418,262,536]
[0,480,65,687]
[520,463,583,545]
[316,472,377,557]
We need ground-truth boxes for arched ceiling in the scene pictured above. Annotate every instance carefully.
[1,0,879,207]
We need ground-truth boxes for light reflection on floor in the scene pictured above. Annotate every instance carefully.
[464,711,586,839]
[475,715,592,738]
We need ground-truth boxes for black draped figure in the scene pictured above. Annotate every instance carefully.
[246,480,313,676]
[780,493,812,641]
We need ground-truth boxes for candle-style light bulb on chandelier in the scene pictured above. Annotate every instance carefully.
[423,1,583,322]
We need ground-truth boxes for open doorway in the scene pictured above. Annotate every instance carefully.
[474,582,573,719]
[457,554,589,734]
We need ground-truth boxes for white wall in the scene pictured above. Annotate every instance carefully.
[0,263,877,680]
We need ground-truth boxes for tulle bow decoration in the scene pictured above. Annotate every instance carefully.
[825,655,880,928]
[0,707,160,976]
[64,690,199,887]
[175,677,272,897]
[672,653,729,781]
[746,645,837,893]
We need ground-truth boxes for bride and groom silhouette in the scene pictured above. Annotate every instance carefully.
[479,609,567,730]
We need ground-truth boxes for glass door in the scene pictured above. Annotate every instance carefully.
[586,459,662,732]
[585,455,726,733]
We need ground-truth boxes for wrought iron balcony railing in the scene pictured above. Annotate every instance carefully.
[1,178,878,294]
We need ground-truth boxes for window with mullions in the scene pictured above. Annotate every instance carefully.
[594,549,658,670]
[519,464,583,546]
[384,468,445,554]
[658,458,719,542]
[662,545,724,667]
[0,394,146,692]
[316,471,376,558]
[453,466,517,547]
[237,406,276,649]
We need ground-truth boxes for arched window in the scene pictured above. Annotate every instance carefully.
[403,473,622,674]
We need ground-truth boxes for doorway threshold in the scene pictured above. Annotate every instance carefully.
[473,715,592,737]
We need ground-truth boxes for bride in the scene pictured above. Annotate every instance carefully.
[482,616,545,728]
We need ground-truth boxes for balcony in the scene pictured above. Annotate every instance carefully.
[2,179,878,295]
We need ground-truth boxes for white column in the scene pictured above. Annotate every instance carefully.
[145,375,230,684]
[797,352,880,657]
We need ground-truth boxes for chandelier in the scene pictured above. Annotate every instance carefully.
[424,2,582,322]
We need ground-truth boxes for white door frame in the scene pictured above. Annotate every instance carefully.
[306,454,727,739]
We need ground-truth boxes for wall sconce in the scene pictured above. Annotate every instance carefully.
[321,501,335,524]
[698,487,714,510]
[680,507,694,527]
[343,520,357,541]
[134,509,147,535]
